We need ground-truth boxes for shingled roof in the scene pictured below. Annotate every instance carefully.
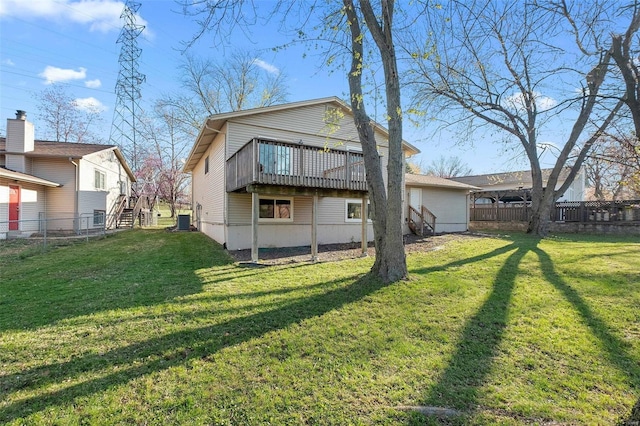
[449,168,571,189]
[405,173,480,190]
[0,137,136,182]
[0,138,113,157]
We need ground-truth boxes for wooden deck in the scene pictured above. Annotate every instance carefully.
[226,138,368,194]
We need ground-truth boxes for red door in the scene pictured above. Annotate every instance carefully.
[9,185,20,231]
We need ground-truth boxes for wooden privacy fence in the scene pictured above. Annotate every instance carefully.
[471,200,640,222]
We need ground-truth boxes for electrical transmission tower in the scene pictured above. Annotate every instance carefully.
[109,0,146,179]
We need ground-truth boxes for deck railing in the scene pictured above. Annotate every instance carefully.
[226,138,367,192]
[471,200,640,222]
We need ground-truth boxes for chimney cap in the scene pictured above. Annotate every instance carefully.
[15,110,27,120]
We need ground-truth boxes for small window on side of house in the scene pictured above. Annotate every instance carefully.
[94,170,106,190]
[345,199,371,222]
[93,210,105,226]
[205,156,210,174]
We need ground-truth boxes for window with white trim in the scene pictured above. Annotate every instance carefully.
[259,197,293,221]
[94,170,106,190]
[345,199,371,222]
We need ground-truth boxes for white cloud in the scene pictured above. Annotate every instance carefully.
[253,59,280,75]
[74,97,107,112]
[0,0,149,35]
[504,91,557,112]
[2,59,15,66]
[39,66,87,84]
[85,79,102,88]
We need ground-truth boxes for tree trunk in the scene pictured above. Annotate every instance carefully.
[344,0,407,282]
[527,201,552,236]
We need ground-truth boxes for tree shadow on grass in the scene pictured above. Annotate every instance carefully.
[0,231,308,332]
[417,243,533,414]
[412,240,640,422]
[533,247,640,417]
[0,272,385,422]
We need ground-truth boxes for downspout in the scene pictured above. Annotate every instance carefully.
[69,158,79,232]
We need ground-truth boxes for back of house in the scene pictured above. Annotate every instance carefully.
[183,97,420,253]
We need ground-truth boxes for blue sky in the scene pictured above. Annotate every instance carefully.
[0,0,542,175]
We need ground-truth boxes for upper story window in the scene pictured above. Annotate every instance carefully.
[94,169,106,190]
[205,155,209,174]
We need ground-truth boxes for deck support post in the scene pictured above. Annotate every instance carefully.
[361,195,368,257]
[251,191,259,263]
[311,194,318,261]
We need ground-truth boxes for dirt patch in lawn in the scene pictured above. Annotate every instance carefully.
[229,232,486,265]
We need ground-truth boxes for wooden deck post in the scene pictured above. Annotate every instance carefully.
[251,191,259,263]
[311,194,318,261]
[361,195,368,257]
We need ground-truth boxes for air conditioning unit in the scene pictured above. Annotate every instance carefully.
[177,214,190,231]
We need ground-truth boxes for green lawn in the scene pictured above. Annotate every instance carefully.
[1,230,638,425]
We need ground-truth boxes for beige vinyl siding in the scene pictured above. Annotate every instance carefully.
[227,194,313,225]
[227,195,352,226]
[226,103,390,158]
[31,158,76,227]
[410,186,470,233]
[192,132,226,244]
[80,150,131,225]
[225,223,374,250]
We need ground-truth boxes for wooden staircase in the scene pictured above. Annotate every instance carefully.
[106,194,154,230]
[408,205,436,237]
[118,208,134,228]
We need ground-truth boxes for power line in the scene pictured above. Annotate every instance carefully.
[108,0,146,176]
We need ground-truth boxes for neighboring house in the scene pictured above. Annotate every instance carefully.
[405,173,480,234]
[0,110,136,239]
[183,97,423,261]
[450,167,586,204]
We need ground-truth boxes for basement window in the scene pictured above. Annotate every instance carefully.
[345,199,371,222]
[93,210,105,226]
[259,197,293,221]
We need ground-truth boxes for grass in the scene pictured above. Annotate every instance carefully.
[154,203,191,228]
[0,230,638,425]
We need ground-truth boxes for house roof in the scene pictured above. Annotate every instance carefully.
[183,97,421,172]
[449,168,571,189]
[0,138,136,182]
[405,173,481,190]
[0,167,62,187]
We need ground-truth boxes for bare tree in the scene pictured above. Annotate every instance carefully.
[406,0,640,236]
[425,155,472,178]
[180,0,421,281]
[584,135,640,200]
[157,51,289,139]
[36,85,104,143]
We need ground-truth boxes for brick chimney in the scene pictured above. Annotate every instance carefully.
[6,110,35,174]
